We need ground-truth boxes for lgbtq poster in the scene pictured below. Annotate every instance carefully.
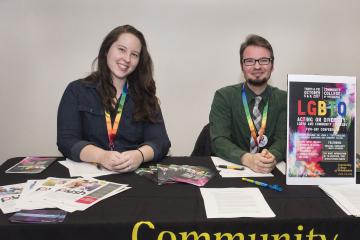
[286,75,356,185]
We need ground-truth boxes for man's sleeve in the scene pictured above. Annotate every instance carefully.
[209,90,246,164]
[268,91,287,161]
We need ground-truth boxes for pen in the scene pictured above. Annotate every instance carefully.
[29,180,37,190]
[241,177,283,192]
[96,164,102,170]
[92,163,102,170]
[216,165,244,171]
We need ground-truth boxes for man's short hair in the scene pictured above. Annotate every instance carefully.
[239,34,274,63]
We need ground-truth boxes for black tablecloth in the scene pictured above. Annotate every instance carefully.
[1,157,359,240]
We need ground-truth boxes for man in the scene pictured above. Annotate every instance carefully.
[210,34,287,173]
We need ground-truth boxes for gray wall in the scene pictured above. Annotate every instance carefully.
[0,0,359,163]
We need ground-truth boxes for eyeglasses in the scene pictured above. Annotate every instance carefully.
[242,58,272,66]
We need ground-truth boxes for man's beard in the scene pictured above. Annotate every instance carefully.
[246,77,269,86]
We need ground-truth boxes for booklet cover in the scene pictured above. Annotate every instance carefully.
[6,157,57,174]
[286,75,356,185]
[8,209,67,223]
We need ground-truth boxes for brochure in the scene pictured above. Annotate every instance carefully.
[16,178,72,210]
[0,183,25,214]
[286,74,356,185]
[42,178,130,212]
[134,166,158,183]
[156,164,177,185]
[167,164,215,186]
[6,157,57,174]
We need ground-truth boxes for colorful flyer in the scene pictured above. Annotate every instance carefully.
[286,75,356,185]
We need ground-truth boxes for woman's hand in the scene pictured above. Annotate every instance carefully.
[80,144,152,173]
[98,150,143,173]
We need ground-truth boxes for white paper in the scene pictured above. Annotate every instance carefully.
[59,159,118,177]
[15,179,45,210]
[211,157,273,177]
[200,187,275,218]
[276,161,286,175]
[319,184,360,217]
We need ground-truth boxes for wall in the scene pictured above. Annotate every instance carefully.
[0,0,359,163]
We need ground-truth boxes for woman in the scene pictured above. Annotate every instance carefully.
[57,25,171,173]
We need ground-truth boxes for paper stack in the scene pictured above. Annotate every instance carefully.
[200,187,276,218]
[319,184,360,217]
[59,159,117,177]
[211,157,274,177]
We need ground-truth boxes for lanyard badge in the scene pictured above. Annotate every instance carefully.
[105,83,127,150]
[241,84,269,150]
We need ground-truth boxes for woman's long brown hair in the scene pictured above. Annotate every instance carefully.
[83,25,160,123]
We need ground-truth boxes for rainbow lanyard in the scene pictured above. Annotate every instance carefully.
[105,84,127,150]
[241,84,269,147]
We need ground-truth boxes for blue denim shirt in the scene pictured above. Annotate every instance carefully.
[57,80,171,162]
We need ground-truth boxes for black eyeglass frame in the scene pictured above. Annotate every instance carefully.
[242,57,273,66]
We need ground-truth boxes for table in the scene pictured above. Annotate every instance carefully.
[1,156,360,240]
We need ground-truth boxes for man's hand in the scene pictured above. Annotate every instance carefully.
[241,149,277,173]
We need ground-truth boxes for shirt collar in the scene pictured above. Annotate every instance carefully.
[84,80,132,96]
[243,82,271,103]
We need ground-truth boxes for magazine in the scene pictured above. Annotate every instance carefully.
[6,157,57,174]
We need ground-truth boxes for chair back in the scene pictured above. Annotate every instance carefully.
[191,123,212,156]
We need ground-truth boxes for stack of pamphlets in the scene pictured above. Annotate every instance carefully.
[135,164,215,186]
[0,177,130,214]
[6,157,57,174]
